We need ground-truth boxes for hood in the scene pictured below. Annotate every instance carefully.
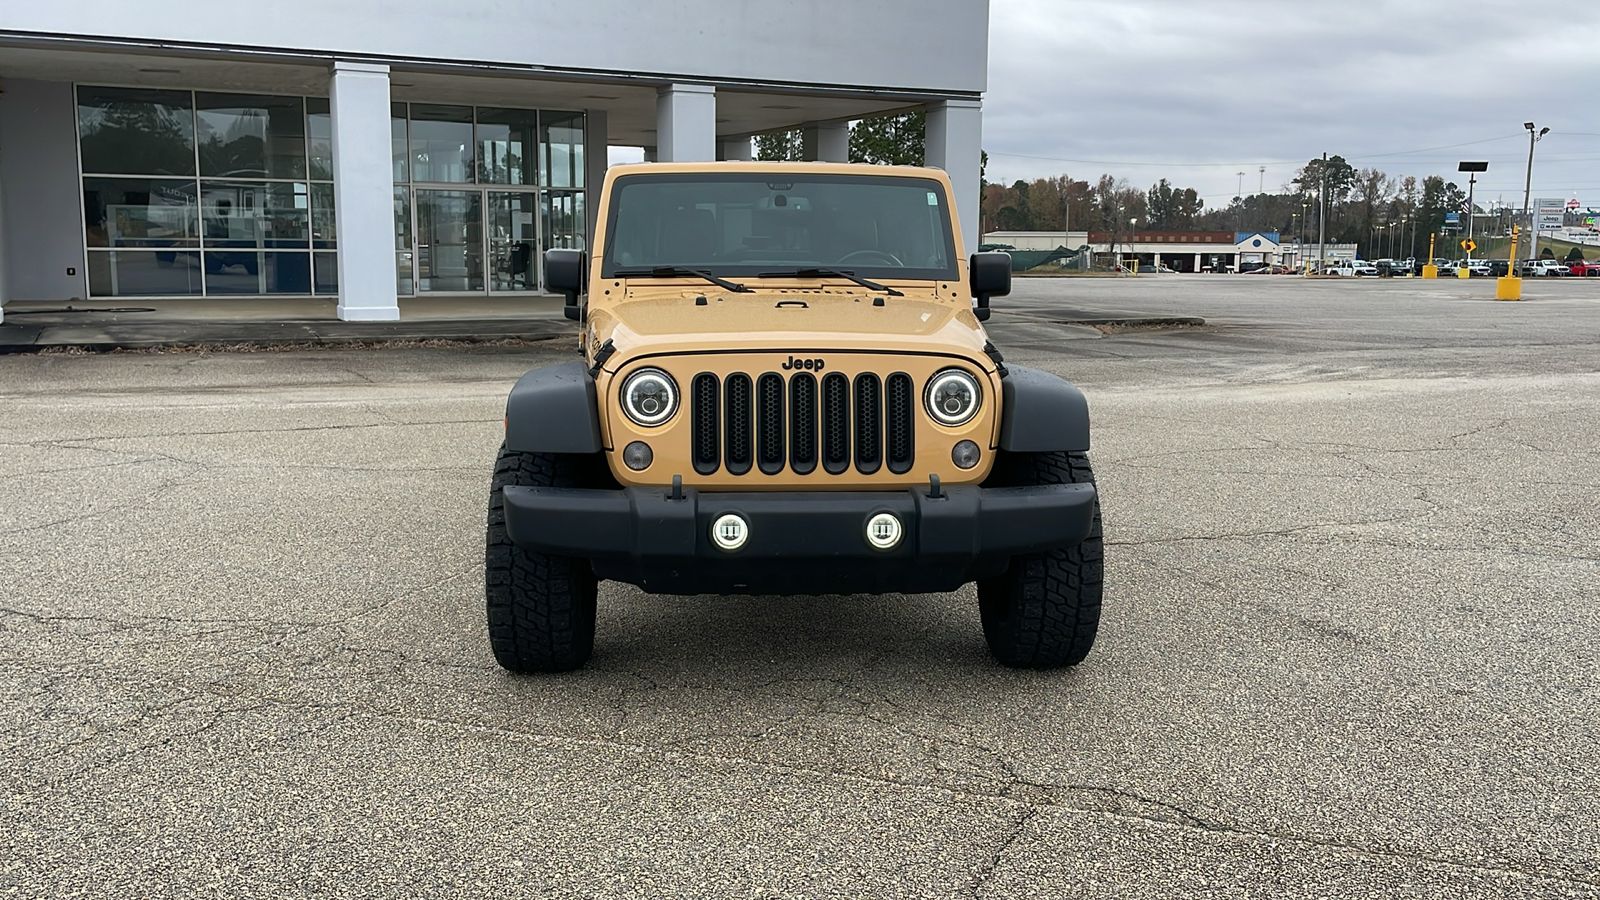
[587,286,991,363]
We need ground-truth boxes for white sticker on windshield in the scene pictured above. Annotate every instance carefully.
[927,192,939,206]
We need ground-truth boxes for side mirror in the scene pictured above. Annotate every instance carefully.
[968,252,1012,322]
[545,248,586,321]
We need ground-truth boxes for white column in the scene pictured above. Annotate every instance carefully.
[924,99,983,256]
[655,84,716,162]
[329,61,398,321]
[583,109,608,251]
[719,137,754,161]
[802,122,850,162]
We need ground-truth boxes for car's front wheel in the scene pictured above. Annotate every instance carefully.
[485,444,600,673]
[976,450,1104,668]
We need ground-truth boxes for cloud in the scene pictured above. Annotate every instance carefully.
[985,0,1600,209]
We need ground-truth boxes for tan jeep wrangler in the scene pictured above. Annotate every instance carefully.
[487,162,1101,672]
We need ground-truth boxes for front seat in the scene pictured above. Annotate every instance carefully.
[657,207,719,264]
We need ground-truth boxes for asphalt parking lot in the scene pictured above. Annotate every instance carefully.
[3,276,1598,897]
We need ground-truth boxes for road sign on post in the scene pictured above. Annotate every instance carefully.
[1461,239,1477,253]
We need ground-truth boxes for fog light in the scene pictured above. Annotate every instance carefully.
[865,512,902,550]
[951,440,981,469]
[622,441,653,471]
[711,514,749,550]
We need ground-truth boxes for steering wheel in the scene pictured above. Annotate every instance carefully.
[838,249,905,267]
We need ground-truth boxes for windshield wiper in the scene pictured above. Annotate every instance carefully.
[757,268,903,297]
[613,266,751,293]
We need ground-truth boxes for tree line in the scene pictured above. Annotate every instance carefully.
[980,155,1480,260]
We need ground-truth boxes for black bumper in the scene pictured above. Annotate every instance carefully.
[502,482,1097,595]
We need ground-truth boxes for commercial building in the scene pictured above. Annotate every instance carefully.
[984,230,1305,272]
[0,2,989,324]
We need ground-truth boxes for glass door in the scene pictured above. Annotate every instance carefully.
[415,189,483,292]
[487,192,538,292]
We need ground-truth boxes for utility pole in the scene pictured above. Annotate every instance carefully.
[1259,166,1265,195]
[1522,122,1549,266]
[1317,153,1327,272]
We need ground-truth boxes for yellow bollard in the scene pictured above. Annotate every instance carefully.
[1422,265,1438,279]
[1496,225,1523,300]
[1457,267,1470,279]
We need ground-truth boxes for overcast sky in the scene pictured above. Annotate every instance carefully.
[984,0,1600,212]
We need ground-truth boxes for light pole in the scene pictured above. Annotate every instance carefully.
[1522,122,1549,265]
[1236,171,1246,234]
[1459,161,1487,264]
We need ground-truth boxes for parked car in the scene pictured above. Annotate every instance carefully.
[1459,260,1491,277]
[1351,260,1379,277]
[1525,259,1571,277]
[1566,259,1600,277]
[1484,259,1512,277]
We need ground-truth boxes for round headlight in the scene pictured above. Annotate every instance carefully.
[620,368,678,427]
[925,368,982,426]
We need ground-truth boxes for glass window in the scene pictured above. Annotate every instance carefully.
[475,108,538,185]
[488,192,538,291]
[539,112,585,188]
[87,250,204,296]
[77,87,195,176]
[307,97,332,180]
[541,190,585,254]
[601,173,956,279]
[312,183,336,248]
[314,252,338,294]
[203,251,311,294]
[392,102,408,183]
[394,187,412,250]
[409,104,473,183]
[82,177,199,248]
[196,92,306,179]
[200,181,310,248]
[397,252,415,296]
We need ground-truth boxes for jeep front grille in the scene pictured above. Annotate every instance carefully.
[690,370,915,477]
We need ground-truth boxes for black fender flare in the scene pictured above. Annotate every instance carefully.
[504,360,603,454]
[998,365,1091,453]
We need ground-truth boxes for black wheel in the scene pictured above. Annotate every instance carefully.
[485,443,600,672]
[976,450,1103,668]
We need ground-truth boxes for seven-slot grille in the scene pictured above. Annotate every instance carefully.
[692,369,921,476]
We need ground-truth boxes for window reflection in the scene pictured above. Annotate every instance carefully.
[196,93,307,179]
[410,104,473,183]
[476,108,538,185]
[392,103,409,183]
[77,87,195,176]
[200,182,310,248]
[540,112,585,189]
[82,177,199,248]
[312,183,336,248]
[88,251,204,296]
[307,97,333,180]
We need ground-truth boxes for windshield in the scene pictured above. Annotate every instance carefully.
[601,172,958,281]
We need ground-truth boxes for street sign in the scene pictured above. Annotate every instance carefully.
[1460,239,1476,253]
[1445,212,1460,224]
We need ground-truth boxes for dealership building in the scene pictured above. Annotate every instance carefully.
[0,2,988,324]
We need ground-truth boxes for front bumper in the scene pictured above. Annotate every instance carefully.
[502,482,1097,595]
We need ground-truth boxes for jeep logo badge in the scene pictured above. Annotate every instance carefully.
[781,356,825,371]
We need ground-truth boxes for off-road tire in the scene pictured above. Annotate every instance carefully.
[976,450,1103,669]
[485,444,599,673]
